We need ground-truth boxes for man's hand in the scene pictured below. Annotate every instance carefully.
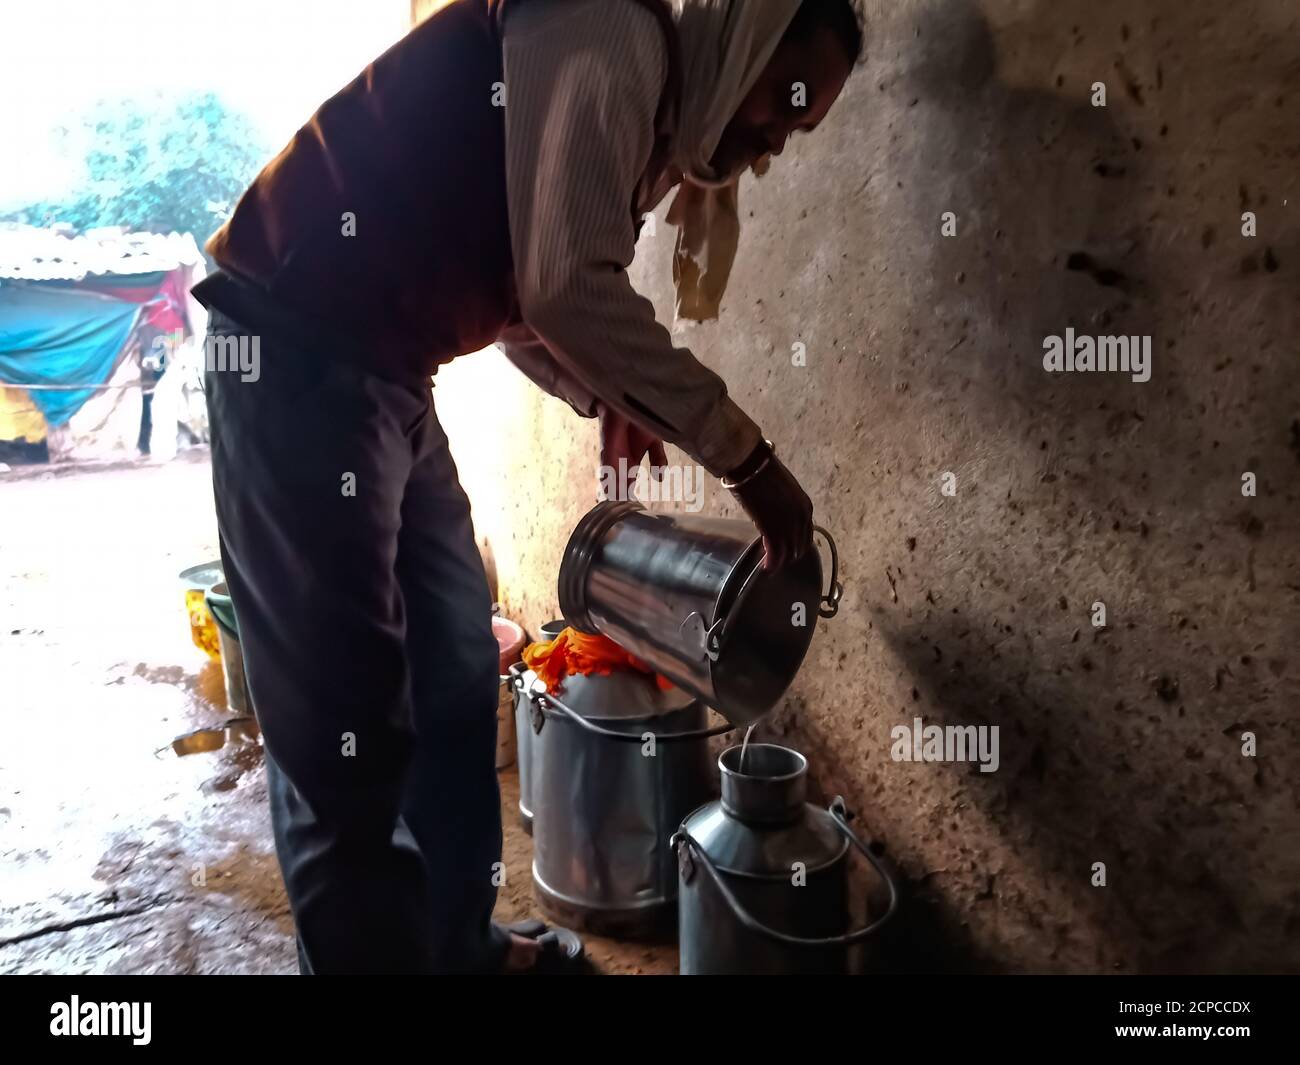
[725,441,814,571]
[598,402,667,479]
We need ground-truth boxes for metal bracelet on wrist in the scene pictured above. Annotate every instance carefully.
[721,439,776,490]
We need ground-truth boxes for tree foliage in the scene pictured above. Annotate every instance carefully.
[4,91,268,242]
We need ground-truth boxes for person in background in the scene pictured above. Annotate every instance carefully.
[191,0,862,974]
[135,322,168,456]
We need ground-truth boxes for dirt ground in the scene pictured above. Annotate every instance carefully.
[0,452,675,975]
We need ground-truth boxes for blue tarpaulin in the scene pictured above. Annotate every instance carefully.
[0,282,143,427]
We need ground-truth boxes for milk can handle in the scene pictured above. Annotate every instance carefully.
[671,797,898,949]
[504,662,546,735]
[701,523,844,661]
[513,673,735,743]
[813,525,843,619]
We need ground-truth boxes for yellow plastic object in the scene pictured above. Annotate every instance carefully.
[185,588,222,661]
[179,562,224,662]
[0,385,48,443]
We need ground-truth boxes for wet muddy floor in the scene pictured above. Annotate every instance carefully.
[0,453,674,975]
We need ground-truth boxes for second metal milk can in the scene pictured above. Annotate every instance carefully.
[518,669,731,938]
[673,743,898,974]
[509,619,566,835]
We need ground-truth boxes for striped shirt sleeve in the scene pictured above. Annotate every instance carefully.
[499,0,763,478]
[497,317,599,419]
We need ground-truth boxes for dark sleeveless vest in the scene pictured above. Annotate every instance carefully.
[195,0,682,381]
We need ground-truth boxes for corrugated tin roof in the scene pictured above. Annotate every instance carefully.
[0,224,203,282]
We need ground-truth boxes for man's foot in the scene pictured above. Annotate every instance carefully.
[503,932,542,973]
[497,919,589,974]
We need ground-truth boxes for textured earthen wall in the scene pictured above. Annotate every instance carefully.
[433,0,1299,972]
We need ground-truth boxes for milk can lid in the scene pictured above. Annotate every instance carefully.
[543,668,700,724]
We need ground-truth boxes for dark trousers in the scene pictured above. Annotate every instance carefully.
[204,309,509,973]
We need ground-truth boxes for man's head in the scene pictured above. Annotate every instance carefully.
[710,0,861,180]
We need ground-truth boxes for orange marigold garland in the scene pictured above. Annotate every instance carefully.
[522,626,675,694]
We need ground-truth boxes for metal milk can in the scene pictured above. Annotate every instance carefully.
[509,618,566,835]
[673,743,898,974]
[516,669,732,939]
[558,501,843,726]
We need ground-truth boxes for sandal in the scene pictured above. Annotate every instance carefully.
[501,918,592,975]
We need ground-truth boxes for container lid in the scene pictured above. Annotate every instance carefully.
[542,668,698,724]
[179,561,223,590]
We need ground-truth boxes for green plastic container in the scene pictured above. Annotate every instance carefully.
[205,582,251,715]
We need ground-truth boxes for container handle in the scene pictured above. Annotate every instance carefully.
[813,525,843,619]
[505,662,546,735]
[698,524,843,663]
[513,672,735,744]
[671,796,898,949]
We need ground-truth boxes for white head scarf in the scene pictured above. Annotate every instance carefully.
[670,0,802,185]
[665,0,802,320]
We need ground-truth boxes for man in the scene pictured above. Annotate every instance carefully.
[193,0,860,974]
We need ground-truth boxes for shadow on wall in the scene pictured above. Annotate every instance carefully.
[812,0,1300,973]
[905,0,1152,373]
[900,0,1298,512]
[874,614,1263,974]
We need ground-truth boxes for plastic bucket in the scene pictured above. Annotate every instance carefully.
[493,615,527,770]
